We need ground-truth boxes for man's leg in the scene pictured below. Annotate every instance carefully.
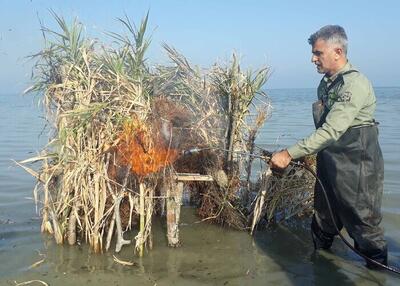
[340,200,387,268]
[337,126,387,268]
[339,172,387,268]
[311,153,343,250]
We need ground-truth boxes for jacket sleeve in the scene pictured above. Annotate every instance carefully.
[287,78,367,159]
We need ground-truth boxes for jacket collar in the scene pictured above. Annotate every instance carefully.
[323,61,353,84]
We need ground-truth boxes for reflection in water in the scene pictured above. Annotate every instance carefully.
[253,224,351,286]
[1,208,395,285]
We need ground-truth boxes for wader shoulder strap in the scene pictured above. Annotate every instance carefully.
[315,70,359,128]
[326,69,358,93]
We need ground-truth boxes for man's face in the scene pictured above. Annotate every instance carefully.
[311,39,340,76]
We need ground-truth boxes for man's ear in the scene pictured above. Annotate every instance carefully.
[334,47,344,59]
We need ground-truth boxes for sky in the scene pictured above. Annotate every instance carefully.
[0,0,399,94]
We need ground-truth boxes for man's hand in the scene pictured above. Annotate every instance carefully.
[270,149,292,169]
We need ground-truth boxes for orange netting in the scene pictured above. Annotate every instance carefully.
[116,119,178,177]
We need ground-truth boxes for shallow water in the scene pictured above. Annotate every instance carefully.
[1,88,399,285]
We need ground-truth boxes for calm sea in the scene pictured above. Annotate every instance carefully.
[0,87,399,285]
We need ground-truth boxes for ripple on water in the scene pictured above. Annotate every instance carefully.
[0,89,399,285]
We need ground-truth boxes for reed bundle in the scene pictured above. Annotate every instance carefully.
[21,13,314,256]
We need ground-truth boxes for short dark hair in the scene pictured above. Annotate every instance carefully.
[308,25,348,55]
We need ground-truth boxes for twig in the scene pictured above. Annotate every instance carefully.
[28,258,45,269]
[14,280,48,286]
[112,255,136,266]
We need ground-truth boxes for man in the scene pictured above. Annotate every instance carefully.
[270,25,387,268]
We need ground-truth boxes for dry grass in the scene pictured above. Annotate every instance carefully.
[20,13,313,256]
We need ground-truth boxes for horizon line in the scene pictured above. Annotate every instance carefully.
[1,85,399,96]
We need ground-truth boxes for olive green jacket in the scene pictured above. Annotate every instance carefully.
[287,62,377,159]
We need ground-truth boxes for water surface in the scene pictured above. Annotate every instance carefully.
[1,88,399,285]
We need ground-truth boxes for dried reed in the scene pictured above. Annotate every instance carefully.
[20,13,314,256]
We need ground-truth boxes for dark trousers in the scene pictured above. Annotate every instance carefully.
[311,125,387,262]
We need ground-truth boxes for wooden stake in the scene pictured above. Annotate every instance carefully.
[67,203,77,245]
[114,194,131,252]
[105,211,115,251]
[139,182,145,256]
[251,168,272,235]
[41,158,53,234]
[115,168,131,253]
[166,181,183,247]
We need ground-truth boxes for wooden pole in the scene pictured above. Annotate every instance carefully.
[166,181,184,247]
[139,182,145,256]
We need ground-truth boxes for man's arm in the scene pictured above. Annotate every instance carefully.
[271,78,368,168]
